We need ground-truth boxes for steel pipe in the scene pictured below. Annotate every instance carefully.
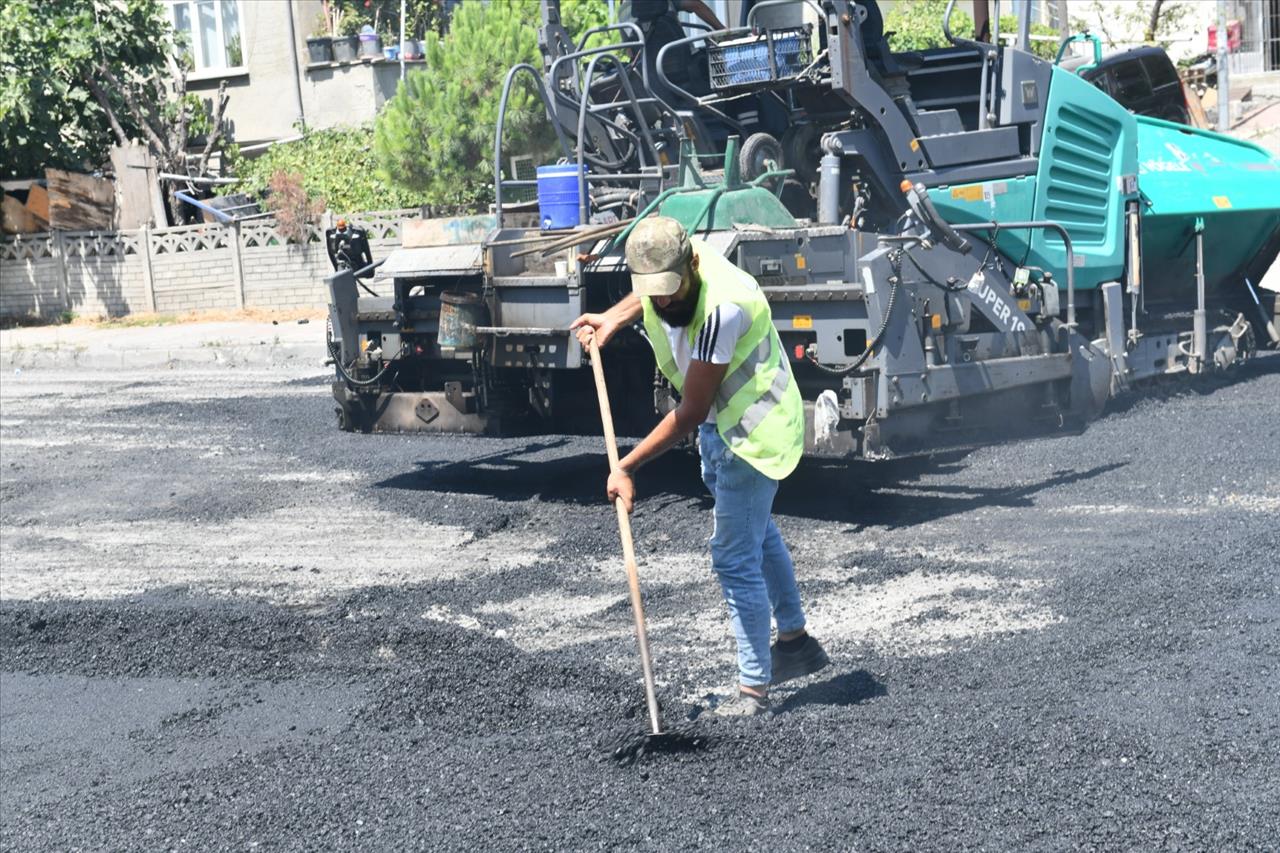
[949,220,1078,327]
[492,63,573,223]
[1194,223,1207,372]
[575,51,660,224]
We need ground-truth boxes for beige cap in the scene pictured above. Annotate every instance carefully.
[625,216,691,297]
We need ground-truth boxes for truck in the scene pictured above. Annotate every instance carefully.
[325,0,1280,460]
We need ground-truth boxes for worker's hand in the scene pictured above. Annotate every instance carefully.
[571,313,620,351]
[607,469,635,514]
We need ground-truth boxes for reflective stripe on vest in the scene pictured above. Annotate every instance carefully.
[715,336,771,409]
[722,343,793,446]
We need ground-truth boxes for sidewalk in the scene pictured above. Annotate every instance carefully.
[1231,97,1280,156]
[0,318,328,371]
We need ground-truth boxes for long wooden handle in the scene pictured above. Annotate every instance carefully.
[587,334,663,735]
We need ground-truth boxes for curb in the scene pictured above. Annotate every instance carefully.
[1,342,327,372]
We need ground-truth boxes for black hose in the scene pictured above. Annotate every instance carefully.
[329,339,395,388]
[806,267,900,376]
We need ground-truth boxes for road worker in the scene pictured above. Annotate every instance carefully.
[572,216,829,715]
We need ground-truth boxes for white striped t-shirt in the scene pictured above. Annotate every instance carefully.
[661,303,748,422]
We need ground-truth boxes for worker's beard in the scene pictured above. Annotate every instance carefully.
[653,276,701,327]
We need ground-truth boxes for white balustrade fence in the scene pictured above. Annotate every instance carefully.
[0,208,420,321]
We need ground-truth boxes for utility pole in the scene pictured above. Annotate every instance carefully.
[400,0,406,81]
[1055,0,1070,39]
[1217,0,1230,130]
[1017,0,1032,52]
[284,0,307,131]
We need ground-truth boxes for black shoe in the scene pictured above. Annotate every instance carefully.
[714,689,771,717]
[770,634,830,686]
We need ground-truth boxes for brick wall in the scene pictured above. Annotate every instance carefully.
[1,235,62,319]
[63,254,149,317]
[241,240,331,310]
[0,210,417,322]
[152,250,240,313]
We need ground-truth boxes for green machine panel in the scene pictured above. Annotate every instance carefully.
[928,175,1039,264]
[1134,115,1280,303]
[930,67,1140,290]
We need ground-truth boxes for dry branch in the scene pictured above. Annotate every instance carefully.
[83,55,230,224]
[84,76,130,148]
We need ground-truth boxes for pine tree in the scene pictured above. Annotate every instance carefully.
[373,2,553,211]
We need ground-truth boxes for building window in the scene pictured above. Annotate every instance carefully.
[1029,0,1065,30]
[169,0,244,72]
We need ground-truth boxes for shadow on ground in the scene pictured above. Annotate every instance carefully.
[784,459,1129,530]
[773,670,889,714]
[374,438,691,507]
[377,440,1127,528]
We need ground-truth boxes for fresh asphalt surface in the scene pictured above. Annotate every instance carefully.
[1,354,1277,850]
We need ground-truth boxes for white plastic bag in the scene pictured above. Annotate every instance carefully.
[814,389,840,445]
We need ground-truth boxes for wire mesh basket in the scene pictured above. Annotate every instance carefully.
[708,25,814,90]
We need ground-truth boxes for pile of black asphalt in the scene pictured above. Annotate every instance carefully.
[1,355,1278,850]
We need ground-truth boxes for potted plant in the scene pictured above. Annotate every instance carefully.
[358,24,382,60]
[332,12,359,62]
[379,22,399,60]
[306,12,333,63]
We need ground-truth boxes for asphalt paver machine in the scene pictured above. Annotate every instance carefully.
[326,0,1280,459]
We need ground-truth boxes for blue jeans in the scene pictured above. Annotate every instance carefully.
[698,423,806,687]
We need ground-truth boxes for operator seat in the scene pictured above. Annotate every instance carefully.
[859,0,925,76]
[632,0,711,95]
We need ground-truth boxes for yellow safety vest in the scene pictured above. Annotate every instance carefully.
[641,240,804,480]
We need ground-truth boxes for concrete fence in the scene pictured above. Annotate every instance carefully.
[0,208,415,321]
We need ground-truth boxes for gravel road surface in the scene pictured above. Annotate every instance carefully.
[2,356,1277,850]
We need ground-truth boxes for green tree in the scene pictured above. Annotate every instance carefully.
[997,16,1062,61]
[373,1,550,210]
[1070,0,1196,53]
[222,124,424,213]
[884,0,973,52]
[884,3,1060,62]
[561,0,615,52]
[0,0,171,177]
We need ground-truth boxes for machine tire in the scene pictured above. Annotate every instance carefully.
[739,132,784,183]
[781,124,820,183]
[325,314,345,382]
